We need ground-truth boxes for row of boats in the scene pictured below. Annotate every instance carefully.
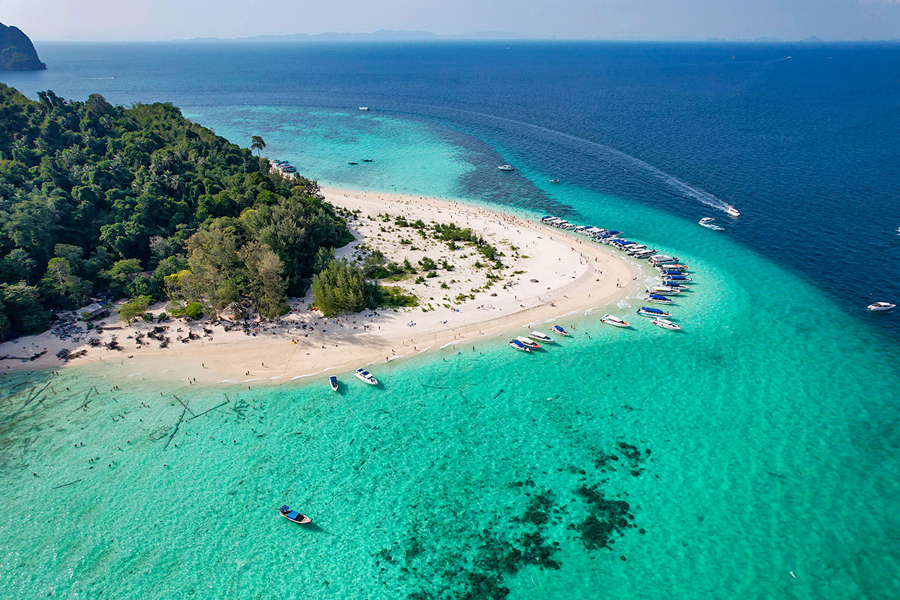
[272,160,296,175]
[540,214,699,332]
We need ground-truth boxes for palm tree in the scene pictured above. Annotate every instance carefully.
[251,135,266,157]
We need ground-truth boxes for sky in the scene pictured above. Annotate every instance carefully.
[2,0,899,42]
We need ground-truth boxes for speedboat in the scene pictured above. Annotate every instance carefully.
[509,339,530,352]
[726,207,740,217]
[329,376,339,392]
[660,275,693,283]
[867,301,896,312]
[362,158,373,162]
[601,314,629,328]
[649,255,679,266]
[355,368,378,385]
[657,264,689,272]
[652,317,681,331]
[637,306,671,318]
[549,178,560,183]
[699,217,724,230]
[650,286,682,295]
[515,336,541,349]
[551,324,571,337]
[529,331,554,343]
[348,161,358,165]
[646,294,674,304]
[498,164,514,171]
[359,106,369,111]
[280,506,312,524]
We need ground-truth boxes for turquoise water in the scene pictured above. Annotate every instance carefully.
[3,95,900,599]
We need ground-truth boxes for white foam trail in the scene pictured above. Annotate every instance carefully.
[423,106,736,213]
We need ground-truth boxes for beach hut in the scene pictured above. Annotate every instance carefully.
[77,302,106,321]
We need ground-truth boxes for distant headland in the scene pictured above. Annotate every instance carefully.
[0,22,46,71]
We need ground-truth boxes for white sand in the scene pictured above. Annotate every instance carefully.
[0,188,640,386]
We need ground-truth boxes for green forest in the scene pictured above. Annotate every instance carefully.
[0,84,353,339]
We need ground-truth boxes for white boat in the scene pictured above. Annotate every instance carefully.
[601,314,629,328]
[646,294,674,304]
[726,207,740,217]
[509,339,530,352]
[354,368,378,385]
[656,264,689,272]
[867,301,896,312]
[637,307,670,318]
[498,164,514,171]
[650,286,682,295]
[329,376,339,392]
[649,255,679,266]
[515,336,541,349]
[652,317,681,331]
[699,217,724,230]
[549,178,560,183]
[529,331,554,343]
[359,106,370,111]
[551,324,571,337]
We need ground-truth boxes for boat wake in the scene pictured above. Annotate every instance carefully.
[416,105,736,214]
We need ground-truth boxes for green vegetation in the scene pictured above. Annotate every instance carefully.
[312,259,377,317]
[117,295,151,324]
[0,84,353,335]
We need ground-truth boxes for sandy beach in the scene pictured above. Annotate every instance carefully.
[0,187,641,386]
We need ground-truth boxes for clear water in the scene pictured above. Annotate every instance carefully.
[1,42,900,599]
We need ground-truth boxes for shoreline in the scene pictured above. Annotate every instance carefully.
[0,187,641,387]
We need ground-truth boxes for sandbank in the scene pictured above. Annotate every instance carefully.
[0,188,641,387]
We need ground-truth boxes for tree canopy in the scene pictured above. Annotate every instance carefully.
[0,84,352,337]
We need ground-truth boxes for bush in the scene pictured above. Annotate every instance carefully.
[157,311,168,322]
[141,312,154,322]
[184,302,204,320]
[375,286,418,309]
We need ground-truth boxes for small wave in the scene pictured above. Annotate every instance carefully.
[440,340,462,349]
[417,345,433,353]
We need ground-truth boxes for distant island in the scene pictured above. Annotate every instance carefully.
[184,29,533,43]
[0,22,46,71]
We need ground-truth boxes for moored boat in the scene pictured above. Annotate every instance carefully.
[348,161,358,165]
[280,506,312,524]
[601,314,629,328]
[498,164,514,171]
[549,178,560,183]
[650,286,682,295]
[649,255,679,266]
[637,306,671,318]
[652,317,681,331]
[656,264,689,272]
[646,294,674,304]
[329,376,339,392]
[515,336,541,349]
[551,324,571,337]
[529,331,553,343]
[509,339,530,352]
[359,106,369,111]
[867,301,896,312]
[355,368,378,385]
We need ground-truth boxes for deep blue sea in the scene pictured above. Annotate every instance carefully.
[2,42,900,599]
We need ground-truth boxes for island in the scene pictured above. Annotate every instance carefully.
[0,23,46,71]
[0,85,637,381]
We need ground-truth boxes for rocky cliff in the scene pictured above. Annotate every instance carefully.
[0,23,46,71]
